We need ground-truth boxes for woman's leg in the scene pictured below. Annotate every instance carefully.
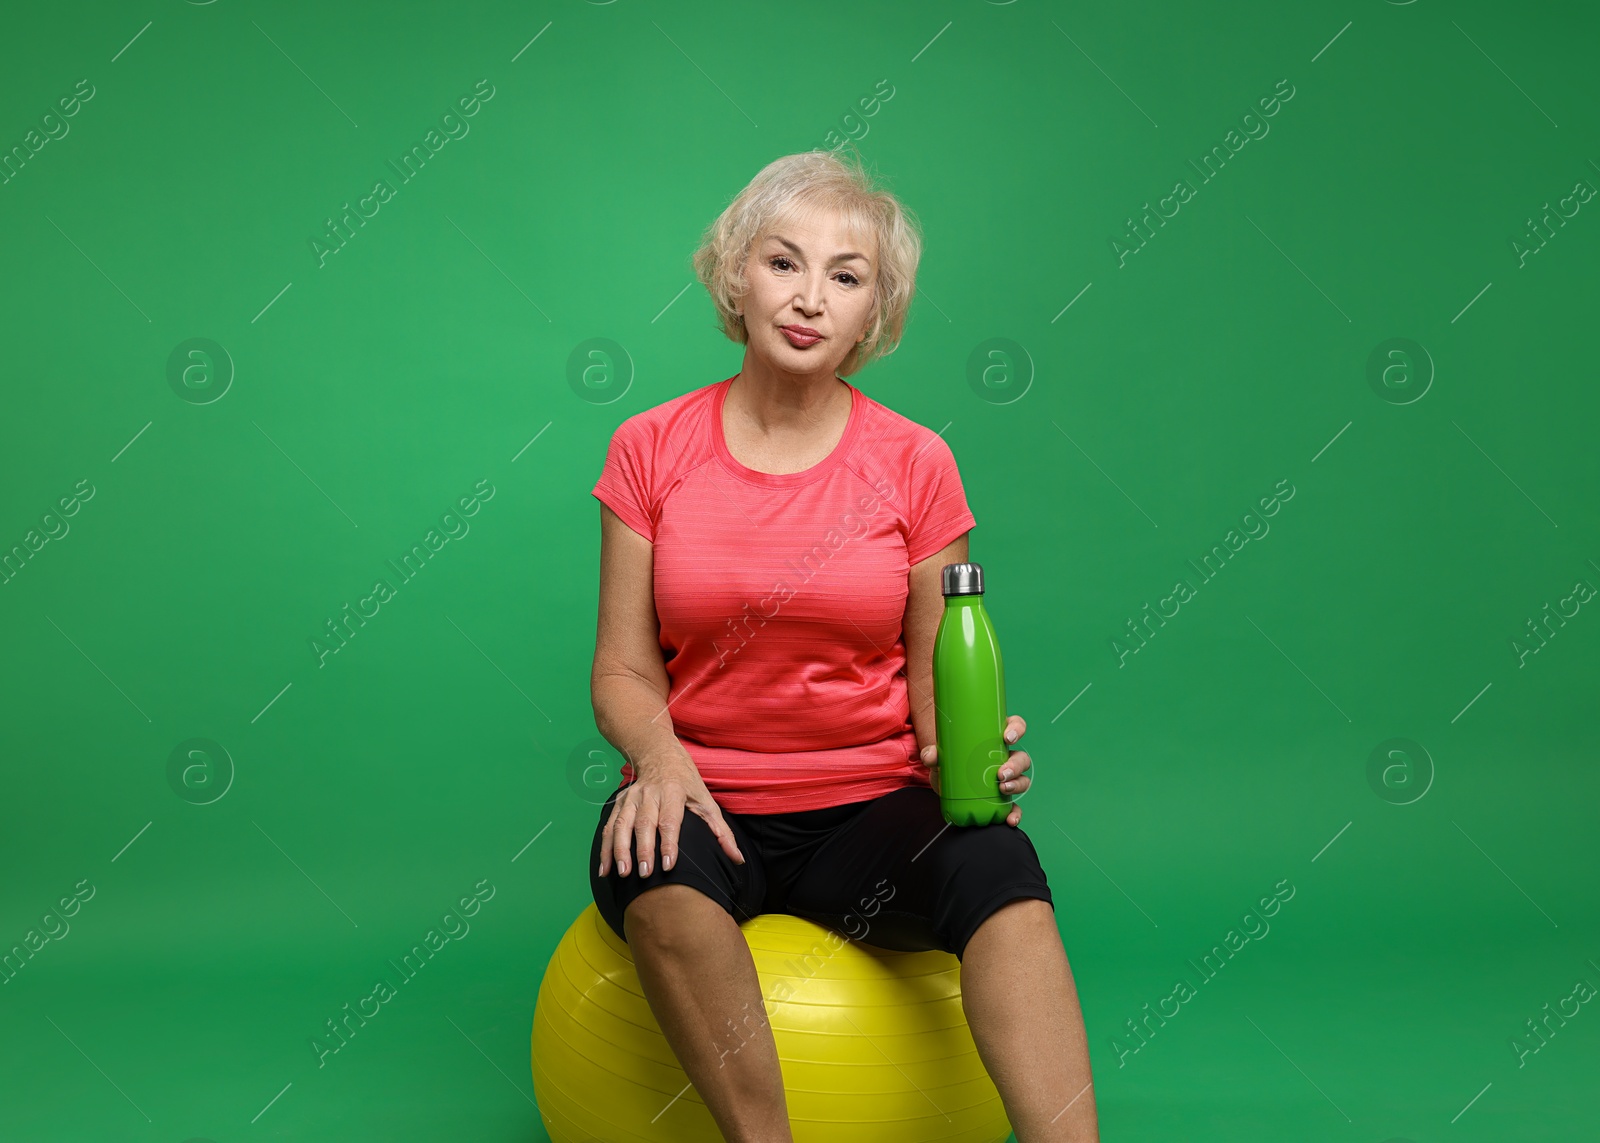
[590,790,790,1141]
[624,883,794,1143]
[784,786,1099,1141]
[961,897,1099,1142]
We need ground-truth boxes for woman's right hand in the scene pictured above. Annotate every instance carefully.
[598,752,745,878]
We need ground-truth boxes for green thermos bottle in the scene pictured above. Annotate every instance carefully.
[931,562,1013,826]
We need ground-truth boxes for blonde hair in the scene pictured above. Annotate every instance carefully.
[692,149,923,378]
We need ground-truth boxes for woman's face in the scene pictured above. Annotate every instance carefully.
[739,205,877,378]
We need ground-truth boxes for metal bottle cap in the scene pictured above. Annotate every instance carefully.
[941,562,984,596]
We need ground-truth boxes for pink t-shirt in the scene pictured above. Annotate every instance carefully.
[591,374,978,814]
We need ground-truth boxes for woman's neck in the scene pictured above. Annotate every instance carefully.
[728,361,850,434]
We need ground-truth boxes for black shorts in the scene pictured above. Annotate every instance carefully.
[589,782,1054,962]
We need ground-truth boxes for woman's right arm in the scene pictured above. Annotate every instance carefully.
[590,501,690,774]
[591,502,746,878]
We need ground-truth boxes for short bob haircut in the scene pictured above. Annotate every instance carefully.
[692,149,923,379]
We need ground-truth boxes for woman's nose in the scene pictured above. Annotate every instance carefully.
[794,277,824,310]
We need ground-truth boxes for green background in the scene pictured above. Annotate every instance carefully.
[2,0,1596,1139]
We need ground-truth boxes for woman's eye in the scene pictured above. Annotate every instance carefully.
[768,256,858,285]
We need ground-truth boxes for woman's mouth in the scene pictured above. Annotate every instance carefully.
[781,326,822,347]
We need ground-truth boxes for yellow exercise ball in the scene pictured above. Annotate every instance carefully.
[532,902,1012,1142]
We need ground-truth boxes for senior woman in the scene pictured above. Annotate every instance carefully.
[588,151,1098,1143]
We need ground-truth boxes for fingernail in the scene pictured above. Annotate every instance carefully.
[1000,768,1012,780]
[1004,730,1017,743]
[641,860,650,876]
[664,854,674,871]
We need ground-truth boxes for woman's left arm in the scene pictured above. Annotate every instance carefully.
[903,532,1032,827]
[903,532,968,757]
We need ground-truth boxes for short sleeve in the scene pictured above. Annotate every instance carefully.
[592,416,656,541]
[904,431,977,565]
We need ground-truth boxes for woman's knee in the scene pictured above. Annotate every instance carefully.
[934,828,1050,915]
[623,882,734,950]
[933,820,1047,879]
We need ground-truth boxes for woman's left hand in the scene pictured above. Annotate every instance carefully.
[919,714,1032,827]
[997,714,1031,827]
